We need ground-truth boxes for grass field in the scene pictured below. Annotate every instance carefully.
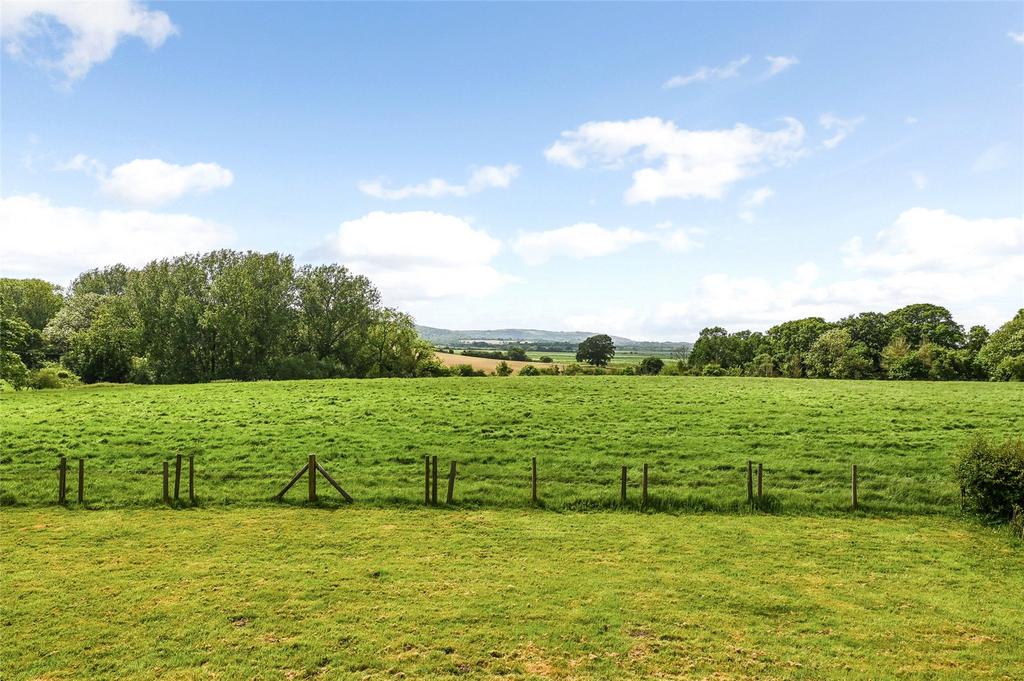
[3,377,1023,679]
[528,350,676,366]
[3,508,1023,680]
[2,377,1022,514]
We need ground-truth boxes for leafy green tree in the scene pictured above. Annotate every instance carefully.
[885,303,964,349]
[494,360,513,376]
[767,317,831,377]
[637,356,664,375]
[506,346,529,361]
[0,278,63,330]
[70,264,132,296]
[977,309,1024,381]
[806,328,872,379]
[294,264,380,375]
[42,292,107,357]
[881,336,928,380]
[63,297,137,383]
[576,334,615,366]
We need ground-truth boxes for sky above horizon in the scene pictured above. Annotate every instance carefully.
[2,1,1022,341]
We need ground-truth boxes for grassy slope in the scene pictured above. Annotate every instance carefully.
[2,377,1022,513]
[3,508,1022,680]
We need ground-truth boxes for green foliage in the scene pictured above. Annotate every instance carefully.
[506,346,529,361]
[886,303,965,349]
[70,264,132,296]
[805,329,872,379]
[494,360,513,376]
[28,364,81,390]
[0,278,63,330]
[993,356,1024,381]
[977,309,1024,381]
[539,356,553,363]
[0,350,30,389]
[637,356,664,375]
[575,334,616,366]
[518,364,541,376]
[451,363,486,377]
[766,317,832,377]
[701,363,725,376]
[955,435,1024,520]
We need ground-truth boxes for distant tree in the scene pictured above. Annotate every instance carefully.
[70,264,132,296]
[506,346,529,362]
[576,334,615,366]
[518,364,540,376]
[837,312,889,372]
[0,278,64,330]
[63,297,137,383]
[494,360,513,376]
[767,317,832,376]
[539,356,553,363]
[886,303,965,349]
[806,328,872,379]
[977,309,1024,381]
[881,336,928,380]
[294,264,380,375]
[637,356,664,375]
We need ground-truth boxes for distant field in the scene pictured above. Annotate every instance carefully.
[450,348,676,367]
[434,351,561,373]
[2,377,1022,514]
[3,508,1022,679]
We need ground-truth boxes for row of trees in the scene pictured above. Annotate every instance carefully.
[1,251,444,388]
[687,304,1024,381]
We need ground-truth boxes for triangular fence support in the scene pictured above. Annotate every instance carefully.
[276,454,353,503]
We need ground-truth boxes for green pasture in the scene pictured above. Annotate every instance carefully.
[2,376,1021,514]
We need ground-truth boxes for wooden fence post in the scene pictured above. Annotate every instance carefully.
[174,454,182,501]
[852,464,858,510]
[308,454,317,502]
[188,455,195,504]
[162,461,169,503]
[58,456,67,505]
[424,455,430,504]
[77,458,84,503]
[446,461,457,504]
[620,466,627,505]
[531,457,538,504]
[431,455,438,505]
[747,461,753,503]
[757,463,763,502]
[642,463,649,507]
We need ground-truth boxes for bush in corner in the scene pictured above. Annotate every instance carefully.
[637,357,664,375]
[954,434,1024,520]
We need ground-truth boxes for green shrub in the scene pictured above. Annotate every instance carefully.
[701,363,725,377]
[128,356,155,384]
[539,356,553,363]
[451,363,485,377]
[992,356,1024,381]
[519,365,540,376]
[494,361,512,376]
[954,435,1024,520]
[637,357,664,375]
[29,364,81,389]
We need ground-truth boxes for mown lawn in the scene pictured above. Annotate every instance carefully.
[2,508,1021,680]
[2,377,1022,514]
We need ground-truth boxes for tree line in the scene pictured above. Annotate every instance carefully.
[685,304,1024,381]
[1,250,444,389]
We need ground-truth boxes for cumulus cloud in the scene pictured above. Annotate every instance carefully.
[1009,31,1024,45]
[562,208,1024,339]
[514,222,701,265]
[57,155,235,205]
[325,211,509,301]
[0,194,232,283]
[545,117,805,203]
[764,55,798,77]
[0,0,177,83]
[663,55,749,88]
[819,113,864,149]
[359,164,519,200]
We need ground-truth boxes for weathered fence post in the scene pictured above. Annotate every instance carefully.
[446,461,457,504]
[188,455,195,504]
[620,466,627,505]
[424,455,430,505]
[162,461,169,503]
[173,454,182,501]
[77,458,84,504]
[642,463,649,507]
[308,454,317,502]
[852,464,859,510]
[747,461,753,503]
[757,463,763,502]
[431,455,438,505]
[531,457,538,504]
[58,456,67,505]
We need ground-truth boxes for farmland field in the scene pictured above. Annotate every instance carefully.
[2,377,1022,513]
[2,377,1023,679]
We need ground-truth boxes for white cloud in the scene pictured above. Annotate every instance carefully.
[0,0,177,83]
[905,116,919,125]
[359,164,519,200]
[663,56,749,88]
[738,186,775,223]
[765,55,798,77]
[561,208,1024,339]
[819,113,864,149]
[910,171,928,190]
[971,145,1010,174]
[514,222,701,265]
[545,117,805,203]
[1009,31,1024,45]
[0,194,232,283]
[58,156,235,205]
[325,211,508,301]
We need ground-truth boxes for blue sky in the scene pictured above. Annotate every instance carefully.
[2,1,1022,340]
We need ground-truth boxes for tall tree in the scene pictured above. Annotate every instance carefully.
[576,334,615,366]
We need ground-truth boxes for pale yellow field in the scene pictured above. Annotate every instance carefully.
[434,351,560,373]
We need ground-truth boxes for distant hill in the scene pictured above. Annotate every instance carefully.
[416,325,690,350]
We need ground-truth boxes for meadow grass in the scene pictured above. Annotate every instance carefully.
[2,377,1022,514]
[2,507,1021,680]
